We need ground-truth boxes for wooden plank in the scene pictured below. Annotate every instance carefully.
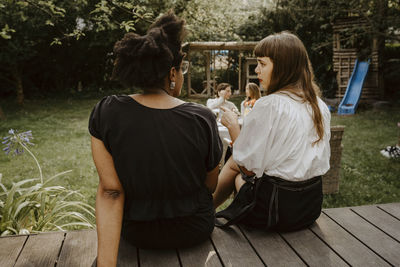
[179,239,222,267]
[57,230,97,267]
[324,207,400,265]
[210,226,264,267]
[205,51,211,97]
[310,213,389,266]
[139,249,180,267]
[238,52,242,92]
[240,227,305,266]
[0,235,27,266]
[15,232,65,267]
[117,237,139,267]
[352,205,400,242]
[378,202,400,219]
[281,227,348,267]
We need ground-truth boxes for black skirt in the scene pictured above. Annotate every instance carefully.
[216,174,323,231]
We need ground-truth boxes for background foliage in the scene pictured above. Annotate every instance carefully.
[237,0,400,98]
[1,0,399,104]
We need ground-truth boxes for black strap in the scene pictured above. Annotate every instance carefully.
[215,177,262,228]
[267,184,278,228]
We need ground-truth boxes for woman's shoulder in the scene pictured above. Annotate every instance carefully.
[317,97,330,112]
[317,97,331,119]
[181,102,216,119]
[91,95,133,119]
[254,93,294,109]
[94,95,131,108]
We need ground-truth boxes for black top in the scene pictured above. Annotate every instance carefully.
[89,95,222,221]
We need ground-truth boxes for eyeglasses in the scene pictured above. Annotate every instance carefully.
[181,60,189,75]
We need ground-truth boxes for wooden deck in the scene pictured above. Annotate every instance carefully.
[1,203,400,267]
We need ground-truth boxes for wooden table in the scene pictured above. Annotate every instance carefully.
[1,203,400,266]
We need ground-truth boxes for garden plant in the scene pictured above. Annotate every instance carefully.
[0,129,95,236]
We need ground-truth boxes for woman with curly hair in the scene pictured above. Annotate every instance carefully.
[89,11,222,266]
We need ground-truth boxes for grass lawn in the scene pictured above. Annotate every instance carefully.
[0,95,399,213]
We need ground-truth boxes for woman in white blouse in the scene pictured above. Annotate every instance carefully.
[213,32,331,231]
[206,83,239,115]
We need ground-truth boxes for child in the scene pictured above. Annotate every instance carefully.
[206,83,239,117]
[240,83,261,117]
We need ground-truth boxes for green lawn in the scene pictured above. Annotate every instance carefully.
[0,96,399,210]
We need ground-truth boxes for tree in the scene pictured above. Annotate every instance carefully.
[181,0,262,41]
[236,0,400,98]
[0,0,151,105]
[0,1,85,105]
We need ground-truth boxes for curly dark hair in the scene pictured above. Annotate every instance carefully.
[112,11,186,89]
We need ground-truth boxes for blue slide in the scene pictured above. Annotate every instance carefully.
[338,59,370,115]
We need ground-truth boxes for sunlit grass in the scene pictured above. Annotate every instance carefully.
[0,98,99,208]
[324,107,400,208]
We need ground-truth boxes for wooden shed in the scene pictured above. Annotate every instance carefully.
[182,42,258,97]
[333,18,382,101]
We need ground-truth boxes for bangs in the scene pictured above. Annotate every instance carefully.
[254,36,275,58]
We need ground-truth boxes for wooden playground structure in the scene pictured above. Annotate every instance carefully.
[182,41,258,97]
[333,17,382,101]
[182,17,385,103]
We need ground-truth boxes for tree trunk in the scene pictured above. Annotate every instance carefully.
[12,67,24,106]
[374,0,388,99]
[0,105,5,120]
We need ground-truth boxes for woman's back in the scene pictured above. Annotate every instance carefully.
[234,92,331,180]
[89,95,222,220]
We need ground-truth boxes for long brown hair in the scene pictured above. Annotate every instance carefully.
[246,82,261,100]
[254,31,324,144]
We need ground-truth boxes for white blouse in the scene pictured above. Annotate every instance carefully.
[233,93,331,181]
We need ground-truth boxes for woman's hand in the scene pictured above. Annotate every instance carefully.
[220,106,238,129]
[220,106,241,143]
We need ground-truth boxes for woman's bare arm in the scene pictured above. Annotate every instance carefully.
[205,165,220,193]
[220,107,255,176]
[91,136,125,267]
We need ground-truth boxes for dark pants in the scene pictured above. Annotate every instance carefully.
[121,210,215,249]
[121,190,215,249]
